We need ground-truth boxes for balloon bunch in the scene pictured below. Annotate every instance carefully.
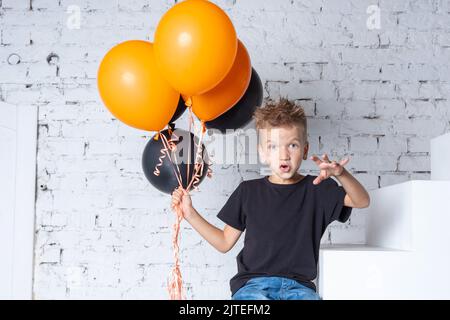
[97,0,263,300]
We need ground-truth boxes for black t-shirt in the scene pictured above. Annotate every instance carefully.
[216,174,352,296]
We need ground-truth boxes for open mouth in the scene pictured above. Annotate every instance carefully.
[279,164,291,172]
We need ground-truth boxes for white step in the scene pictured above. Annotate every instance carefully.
[366,180,450,250]
[318,180,450,299]
[318,245,449,299]
[431,132,450,180]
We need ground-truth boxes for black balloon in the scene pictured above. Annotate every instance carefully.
[168,95,187,124]
[205,68,263,133]
[142,128,209,194]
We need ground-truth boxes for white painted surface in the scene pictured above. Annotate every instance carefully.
[0,102,38,299]
[431,132,450,181]
[365,181,414,251]
[319,180,450,299]
[0,103,17,299]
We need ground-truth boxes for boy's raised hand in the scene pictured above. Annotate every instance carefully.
[310,154,350,185]
[171,187,193,219]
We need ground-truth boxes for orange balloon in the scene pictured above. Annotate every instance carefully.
[154,0,237,96]
[190,40,252,121]
[97,40,179,131]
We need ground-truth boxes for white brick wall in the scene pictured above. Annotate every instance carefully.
[1,0,448,299]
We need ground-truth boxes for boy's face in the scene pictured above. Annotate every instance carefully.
[258,125,309,182]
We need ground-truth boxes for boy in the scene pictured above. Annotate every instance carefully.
[171,98,370,300]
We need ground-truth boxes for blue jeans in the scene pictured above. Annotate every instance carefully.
[232,276,321,300]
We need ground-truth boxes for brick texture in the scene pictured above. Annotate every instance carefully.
[1,0,447,299]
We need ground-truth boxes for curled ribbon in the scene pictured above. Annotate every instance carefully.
[153,104,211,300]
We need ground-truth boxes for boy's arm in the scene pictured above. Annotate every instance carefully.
[172,187,242,253]
[185,206,242,253]
[336,168,370,208]
[311,154,370,209]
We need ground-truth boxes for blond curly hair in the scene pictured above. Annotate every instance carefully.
[253,98,308,144]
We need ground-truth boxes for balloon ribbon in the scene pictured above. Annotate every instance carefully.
[154,107,213,299]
